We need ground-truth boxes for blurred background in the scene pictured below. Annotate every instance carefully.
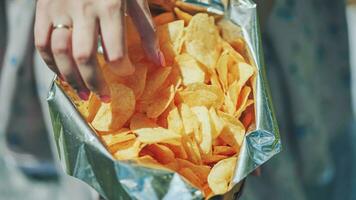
[0,0,356,199]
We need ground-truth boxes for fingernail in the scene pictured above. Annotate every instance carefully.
[78,90,90,101]
[158,50,166,67]
[100,95,111,103]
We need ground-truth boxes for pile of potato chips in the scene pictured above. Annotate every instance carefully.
[64,7,256,198]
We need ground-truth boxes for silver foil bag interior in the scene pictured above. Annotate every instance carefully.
[47,0,282,199]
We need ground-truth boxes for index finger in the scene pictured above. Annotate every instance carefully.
[127,0,165,66]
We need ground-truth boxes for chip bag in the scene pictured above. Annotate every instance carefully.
[48,0,281,199]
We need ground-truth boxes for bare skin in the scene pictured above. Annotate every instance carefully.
[34,0,164,101]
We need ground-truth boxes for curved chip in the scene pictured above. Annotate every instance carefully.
[175,53,206,86]
[191,106,213,154]
[134,127,182,145]
[207,157,237,194]
[184,13,221,69]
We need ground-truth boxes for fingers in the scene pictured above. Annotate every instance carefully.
[128,0,165,66]
[34,0,60,75]
[51,27,90,100]
[72,11,109,100]
[98,0,135,75]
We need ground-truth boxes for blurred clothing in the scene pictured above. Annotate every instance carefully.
[0,0,97,199]
[243,0,355,200]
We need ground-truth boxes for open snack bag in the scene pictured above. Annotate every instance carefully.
[47,0,281,199]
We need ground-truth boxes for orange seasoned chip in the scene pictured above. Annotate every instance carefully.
[207,157,237,194]
[120,63,148,100]
[213,146,237,156]
[165,144,188,159]
[184,13,221,69]
[130,113,158,130]
[175,53,206,86]
[179,168,204,189]
[202,154,228,165]
[141,67,172,100]
[146,84,176,118]
[141,144,176,164]
[134,127,181,145]
[176,158,211,181]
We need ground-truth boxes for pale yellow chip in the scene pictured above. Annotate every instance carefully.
[167,106,185,135]
[157,20,185,65]
[114,140,142,160]
[184,13,221,69]
[76,93,101,122]
[209,108,225,139]
[216,50,229,90]
[219,112,246,147]
[191,106,213,154]
[179,103,199,135]
[130,113,158,130]
[235,86,252,118]
[174,7,193,25]
[134,127,182,145]
[101,129,135,147]
[207,157,237,194]
[175,53,206,86]
[181,135,202,165]
[178,83,224,109]
[238,62,255,89]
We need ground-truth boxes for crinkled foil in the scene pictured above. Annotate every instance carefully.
[47,0,281,199]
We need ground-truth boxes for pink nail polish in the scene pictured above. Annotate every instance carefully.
[78,91,90,101]
[158,51,166,67]
[100,95,111,103]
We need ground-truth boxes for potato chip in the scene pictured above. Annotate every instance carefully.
[217,19,243,50]
[223,93,236,115]
[157,20,185,65]
[181,135,202,165]
[202,154,228,165]
[92,84,135,131]
[101,129,135,147]
[191,106,212,154]
[179,104,199,135]
[175,53,206,86]
[167,106,185,135]
[207,157,237,194]
[176,158,211,181]
[120,63,148,100]
[146,84,176,118]
[141,144,176,164]
[156,101,176,128]
[216,50,229,90]
[174,7,193,25]
[141,67,172,100]
[114,140,142,160]
[238,63,255,89]
[163,143,187,159]
[184,13,221,69]
[153,12,176,26]
[241,106,255,129]
[77,93,101,122]
[178,83,224,108]
[179,168,204,189]
[219,112,245,147]
[209,108,225,139]
[213,146,237,156]
[235,86,252,117]
[130,113,158,130]
[135,127,181,145]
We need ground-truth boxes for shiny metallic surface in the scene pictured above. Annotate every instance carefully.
[47,0,281,199]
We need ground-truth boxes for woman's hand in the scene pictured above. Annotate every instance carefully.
[34,0,163,101]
